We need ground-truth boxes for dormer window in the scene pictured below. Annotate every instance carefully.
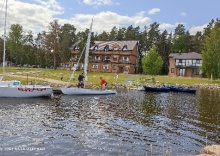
[113,44,120,52]
[73,46,79,51]
[94,45,98,51]
[104,45,109,52]
[122,45,127,52]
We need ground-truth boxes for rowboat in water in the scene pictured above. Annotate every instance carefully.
[143,86,170,92]
[168,86,196,93]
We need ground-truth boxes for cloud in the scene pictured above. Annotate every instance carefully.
[159,23,175,31]
[148,8,160,15]
[1,0,198,39]
[0,0,55,36]
[180,12,187,17]
[61,11,152,33]
[0,0,151,37]
[82,0,114,5]
[189,24,207,35]
[34,0,64,14]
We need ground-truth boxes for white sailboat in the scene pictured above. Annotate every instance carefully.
[61,20,117,95]
[0,0,53,98]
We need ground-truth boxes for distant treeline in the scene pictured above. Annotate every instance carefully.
[0,18,220,78]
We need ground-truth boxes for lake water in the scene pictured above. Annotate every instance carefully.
[0,89,219,156]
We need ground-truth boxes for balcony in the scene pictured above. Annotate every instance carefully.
[91,51,102,54]
[103,59,111,63]
[119,60,130,64]
[175,63,202,67]
[90,59,102,63]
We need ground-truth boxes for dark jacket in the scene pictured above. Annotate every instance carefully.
[78,74,85,82]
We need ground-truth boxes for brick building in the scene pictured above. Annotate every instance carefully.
[168,52,202,77]
[69,40,139,74]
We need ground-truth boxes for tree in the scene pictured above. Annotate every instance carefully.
[59,24,76,63]
[42,20,61,69]
[142,45,163,75]
[97,31,109,41]
[146,22,160,51]
[6,24,25,64]
[157,30,170,74]
[109,26,118,40]
[171,24,189,53]
[125,25,140,40]
[116,27,126,40]
[23,31,36,65]
[201,20,220,80]
[191,31,203,53]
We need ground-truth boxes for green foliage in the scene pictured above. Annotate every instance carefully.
[171,24,191,53]
[6,24,25,64]
[142,45,163,75]
[202,20,220,80]
[59,24,76,63]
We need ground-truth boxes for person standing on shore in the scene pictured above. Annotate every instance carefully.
[100,77,107,90]
[78,73,85,88]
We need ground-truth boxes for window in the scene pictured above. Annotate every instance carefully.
[114,47,118,51]
[196,60,202,66]
[186,60,192,66]
[192,68,202,75]
[94,45,98,51]
[112,65,116,70]
[179,68,185,76]
[92,64,98,69]
[125,66,129,71]
[103,65,109,69]
[73,46,79,51]
[104,45,109,52]
[113,56,117,61]
[105,56,111,61]
[123,56,129,61]
[176,59,186,66]
[94,56,100,60]
[171,68,174,73]
[122,45,127,51]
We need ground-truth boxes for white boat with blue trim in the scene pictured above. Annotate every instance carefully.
[0,0,53,98]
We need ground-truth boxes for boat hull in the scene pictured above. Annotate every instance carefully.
[61,87,117,95]
[143,86,170,92]
[169,86,196,93]
[0,86,53,98]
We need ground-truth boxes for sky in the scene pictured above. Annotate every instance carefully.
[0,0,219,37]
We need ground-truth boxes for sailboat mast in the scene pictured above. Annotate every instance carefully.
[3,0,8,78]
[84,19,93,81]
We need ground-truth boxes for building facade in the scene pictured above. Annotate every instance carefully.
[69,40,139,74]
[168,52,202,77]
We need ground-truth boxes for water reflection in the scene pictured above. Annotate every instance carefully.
[0,89,219,155]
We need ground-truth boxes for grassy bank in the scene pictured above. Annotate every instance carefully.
[2,67,220,86]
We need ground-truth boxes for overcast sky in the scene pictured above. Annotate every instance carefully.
[0,0,219,37]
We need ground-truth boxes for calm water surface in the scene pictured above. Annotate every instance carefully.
[0,89,220,156]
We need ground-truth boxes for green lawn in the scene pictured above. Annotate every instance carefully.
[2,67,220,86]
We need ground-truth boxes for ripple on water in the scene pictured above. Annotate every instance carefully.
[0,89,220,155]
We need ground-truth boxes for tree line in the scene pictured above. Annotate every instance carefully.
[0,19,220,79]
